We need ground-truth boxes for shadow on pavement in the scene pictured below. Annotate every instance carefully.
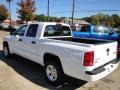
[0,50,87,90]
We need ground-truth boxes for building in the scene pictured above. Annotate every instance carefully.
[61,18,90,31]
[62,18,89,25]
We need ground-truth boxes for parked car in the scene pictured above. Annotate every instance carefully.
[3,22,119,85]
[1,23,10,29]
[0,23,18,31]
[73,25,120,57]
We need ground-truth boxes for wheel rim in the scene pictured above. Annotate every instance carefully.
[4,46,8,56]
[46,65,57,81]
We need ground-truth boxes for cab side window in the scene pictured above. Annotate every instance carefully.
[80,25,90,32]
[94,26,104,33]
[15,25,27,36]
[26,24,38,37]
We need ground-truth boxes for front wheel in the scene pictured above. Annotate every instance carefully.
[3,44,11,58]
[44,60,65,85]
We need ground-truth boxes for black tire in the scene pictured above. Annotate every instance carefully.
[3,44,11,58]
[44,60,65,86]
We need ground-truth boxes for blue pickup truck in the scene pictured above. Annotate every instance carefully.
[73,25,120,57]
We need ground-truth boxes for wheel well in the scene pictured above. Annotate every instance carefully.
[44,53,63,71]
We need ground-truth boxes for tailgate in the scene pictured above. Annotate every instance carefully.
[93,41,117,68]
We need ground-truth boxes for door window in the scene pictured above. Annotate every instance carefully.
[26,24,38,37]
[15,25,27,36]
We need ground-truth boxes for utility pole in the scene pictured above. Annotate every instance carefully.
[21,0,24,23]
[6,0,12,28]
[72,0,75,25]
[21,0,23,11]
[47,0,49,22]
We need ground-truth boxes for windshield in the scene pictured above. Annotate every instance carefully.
[44,25,71,37]
[94,26,115,33]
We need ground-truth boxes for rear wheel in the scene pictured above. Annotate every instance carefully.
[45,60,65,85]
[3,44,11,58]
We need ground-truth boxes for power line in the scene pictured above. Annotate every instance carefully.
[85,10,120,12]
[48,10,120,14]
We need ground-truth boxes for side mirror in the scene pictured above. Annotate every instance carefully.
[109,32,114,36]
[10,31,16,35]
[17,32,24,36]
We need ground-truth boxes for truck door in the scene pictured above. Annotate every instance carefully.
[22,24,40,63]
[73,25,91,38]
[13,25,28,56]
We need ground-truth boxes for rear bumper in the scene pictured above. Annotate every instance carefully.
[84,58,120,81]
[85,58,120,75]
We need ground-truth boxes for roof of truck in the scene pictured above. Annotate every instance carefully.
[28,22,70,27]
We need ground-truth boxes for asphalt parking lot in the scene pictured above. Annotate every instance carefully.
[0,30,120,90]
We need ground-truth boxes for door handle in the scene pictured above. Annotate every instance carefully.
[31,41,36,44]
[19,38,22,41]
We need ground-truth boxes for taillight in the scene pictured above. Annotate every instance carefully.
[117,46,120,57]
[84,51,94,66]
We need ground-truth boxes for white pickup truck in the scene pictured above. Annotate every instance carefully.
[3,22,119,85]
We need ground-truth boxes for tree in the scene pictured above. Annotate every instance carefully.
[111,14,119,28]
[89,15,98,25]
[17,0,36,23]
[0,5,9,23]
[60,17,67,20]
[106,18,115,27]
[82,13,120,28]
[49,16,57,22]
[35,14,58,22]
[35,14,46,22]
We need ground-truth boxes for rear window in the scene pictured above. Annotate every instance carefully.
[80,25,90,32]
[94,26,114,33]
[44,25,71,37]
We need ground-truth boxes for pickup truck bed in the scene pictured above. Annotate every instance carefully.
[73,25,120,57]
[50,37,114,45]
